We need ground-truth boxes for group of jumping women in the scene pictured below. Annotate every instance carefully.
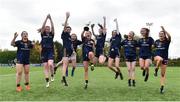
[11,12,171,94]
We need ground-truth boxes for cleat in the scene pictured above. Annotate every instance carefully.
[132,80,136,87]
[62,77,68,86]
[90,64,94,71]
[84,83,88,89]
[144,73,149,82]
[115,72,119,79]
[46,82,50,88]
[54,67,58,74]
[142,70,146,76]
[119,73,123,80]
[51,77,54,82]
[128,79,131,87]
[160,86,165,94]
[16,86,22,92]
[64,83,68,86]
[154,68,158,77]
[25,85,30,91]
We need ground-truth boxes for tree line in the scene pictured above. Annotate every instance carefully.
[0,40,180,66]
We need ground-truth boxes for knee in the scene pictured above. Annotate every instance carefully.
[17,71,22,76]
[99,56,105,64]
[132,68,135,72]
[128,69,131,72]
[140,64,144,69]
[108,63,112,68]
[88,52,94,59]
[49,63,54,68]
[24,71,29,75]
[161,73,165,77]
[99,59,104,64]
[115,64,119,68]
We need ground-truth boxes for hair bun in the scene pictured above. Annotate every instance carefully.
[84,27,89,31]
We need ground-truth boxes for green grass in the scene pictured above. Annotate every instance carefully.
[0,66,180,101]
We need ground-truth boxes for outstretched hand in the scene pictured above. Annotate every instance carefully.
[161,26,165,31]
[47,14,50,19]
[114,18,117,22]
[91,24,95,28]
[14,32,18,38]
[66,12,70,19]
[103,16,106,20]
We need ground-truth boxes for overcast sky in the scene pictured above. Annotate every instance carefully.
[0,0,180,58]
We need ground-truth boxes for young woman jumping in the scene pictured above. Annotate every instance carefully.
[54,33,82,77]
[40,14,55,87]
[91,16,107,66]
[154,26,171,94]
[107,18,123,80]
[121,31,138,86]
[81,26,95,89]
[138,28,154,82]
[11,31,34,92]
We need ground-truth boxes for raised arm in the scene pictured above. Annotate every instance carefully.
[49,14,55,34]
[103,16,107,34]
[161,26,171,41]
[41,14,49,33]
[63,12,70,31]
[103,16,106,29]
[37,28,42,33]
[11,32,18,46]
[91,24,97,37]
[114,18,119,34]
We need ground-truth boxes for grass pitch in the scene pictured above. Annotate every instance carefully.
[0,66,180,101]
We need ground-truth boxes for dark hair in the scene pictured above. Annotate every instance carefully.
[66,26,72,30]
[84,26,89,31]
[21,31,28,36]
[141,28,150,37]
[124,34,128,39]
[160,31,167,40]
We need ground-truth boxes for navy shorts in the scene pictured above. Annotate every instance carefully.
[41,49,54,63]
[83,50,94,61]
[63,48,73,57]
[139,56,151,60]
[95,48,103,58]
[154,55,168,65]
[16,57,30,65]
[162,59,168,65]
[125,56,136,62]
[109,49,120,59]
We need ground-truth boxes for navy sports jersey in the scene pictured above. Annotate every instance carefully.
[41,32,54,49]
[72,40,82,52]
[95,33,106,49]
[138,37,154,58]
[95,33,106,57]
[14,40,33,64]
[108,33,122,59]
[82,37,95,61]
[110,33,122,50]
[121,39,138,57]
[61,31,73,56]
[154,39,170,60]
